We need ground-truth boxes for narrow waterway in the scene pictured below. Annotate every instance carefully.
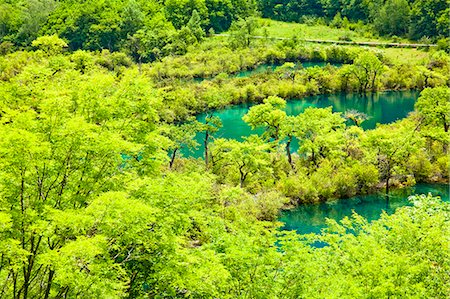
[185,83,447,236]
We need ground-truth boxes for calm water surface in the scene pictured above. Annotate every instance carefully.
[279,183,449,235]
[187,68,441,236]
[187,90,419,157]
[234,62,340,78]
[194,62,340,81]
[186,74,445,236]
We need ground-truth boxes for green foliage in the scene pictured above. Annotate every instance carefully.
[295,107,346,166]
[0,23,448,298]
[351,51,384,91]
[415,86,450,132]
[164,0,209,29]
[301,195,450,298]
[0,0,258,59]
[0,0,447,59]
[199,114,223,166]
[373,0,410,36]
[31,34,67,55]
[212,136,272,188]
[257,0,448,41]
[365,119,423,194]
[410,0,448,40]
[14,0,58,45]
[344,109,369,127]
[159,122,200,168]
[228,17,260,48]
[242,96,286,140]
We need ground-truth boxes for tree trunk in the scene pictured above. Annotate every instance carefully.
[43,270,55,299]
[126,271,138,299]
[311,149,318,167]
[204,131,209,167]
[371,73,377,91]
[443,117,449,153]
[169,148,178,169]
[239,168,244,187]
[385,176,390,198]
[286,137,293,168]
[138,56,142,74]
[385,163,391,203]
[274,126,280,141]
[239,165,247,188]
[13,271,17,299]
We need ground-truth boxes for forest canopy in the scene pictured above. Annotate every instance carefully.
[1,0,448,57]
[0,0,449,298]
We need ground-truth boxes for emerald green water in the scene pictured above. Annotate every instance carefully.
[194,61,340,81]
[187,90,419,157]
[279,183,449,235]
[234,61,340,78]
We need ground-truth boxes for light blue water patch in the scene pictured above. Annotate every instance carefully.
[279,183,449,235]
[185,90,419,158]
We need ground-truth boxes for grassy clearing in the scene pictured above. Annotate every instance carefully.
[206,37,431,66]
[253,18,411,43]
[381,47,432,65]
[216,18,431,66]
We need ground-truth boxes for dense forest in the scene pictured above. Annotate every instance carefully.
[258,0,449,40]
[1,0,449,57]
[0,0,449,298]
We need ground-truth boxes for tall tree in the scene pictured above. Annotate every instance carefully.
[351,52,384,92]
[280,115,302,168]
[228,17,259,48]
[159,122,200,169]
[199,114,222,167]
[211,136,271,187]
[409,0,448,40]
[415,87,450,133]
[0,108,130,298]
[294,107,345,167]
[365,120,422,197]
[16,0,58,45]
[242,96,287,141]
[344,109,370,127]
[31,34,67,55]
[374,0,410,36]
[164,0,208,29]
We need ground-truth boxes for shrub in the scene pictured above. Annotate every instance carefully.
[437,38,450,52]
[31,35,68,55]
[338,33,353,42]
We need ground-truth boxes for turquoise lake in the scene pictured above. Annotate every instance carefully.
[187,90,419,157]
[233,61,341,78]
[183,85,447,236]
[194,61,340,81]
[279,183,449,235]
[185,89,448,235]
